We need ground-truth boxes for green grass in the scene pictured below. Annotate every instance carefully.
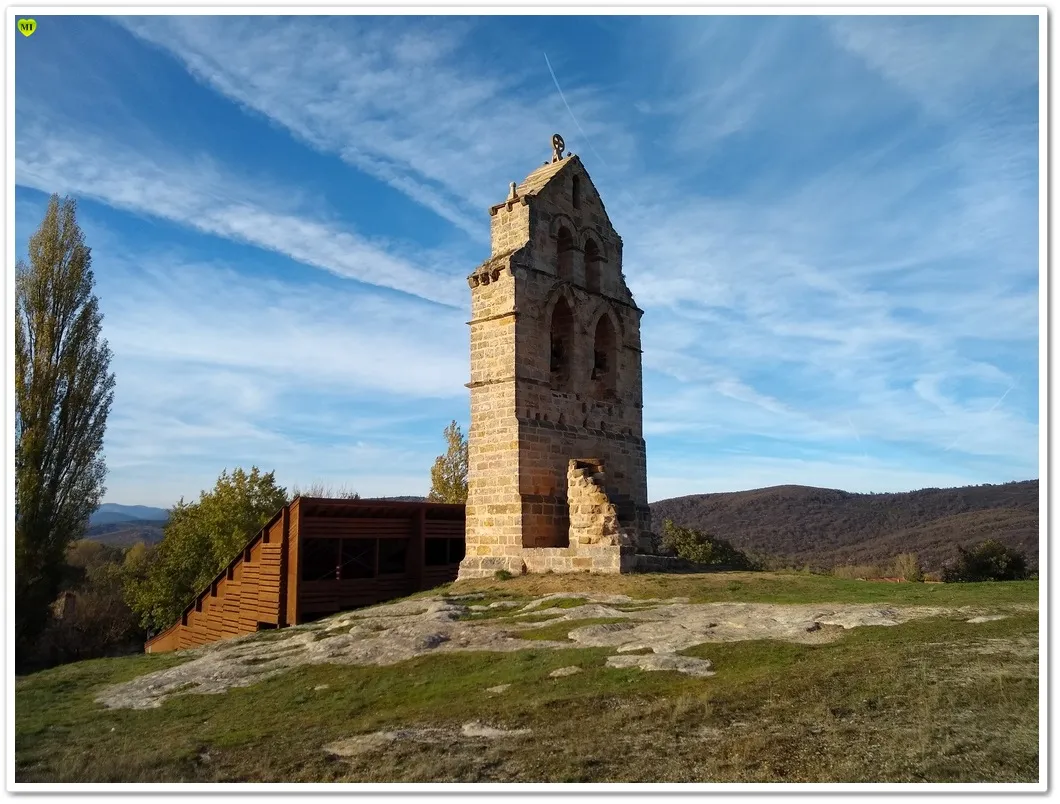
[541,597,593,609]
[452,571,1039,608]
[513,612,574,624]
[14,574,1040,783]
[516,618,632,641]
[458,596,599,622]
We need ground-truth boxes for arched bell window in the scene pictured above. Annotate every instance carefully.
[592,313,618,397]
[584,237,602,294]
[550,297,575,391]
[556,226,575,282]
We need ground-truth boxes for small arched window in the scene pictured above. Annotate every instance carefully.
[550,297,575,391]
[556,226,574,281]
[572,175,581,209]
[584,238,602,294]
[592,313,618,397]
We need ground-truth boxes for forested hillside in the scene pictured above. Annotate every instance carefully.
[650,480,1038,572]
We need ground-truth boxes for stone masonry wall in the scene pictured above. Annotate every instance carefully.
[459,150,653,580]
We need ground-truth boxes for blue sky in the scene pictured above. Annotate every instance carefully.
[14,14,1040,508]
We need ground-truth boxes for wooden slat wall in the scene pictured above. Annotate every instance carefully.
[146,509,289,653]
[299,577,412,616]
[258,516,285,620]
[173,529,287,650]
[425,520,464,538]
[145,500,466,652]
[301,517,413,539]
[144,622,180,653]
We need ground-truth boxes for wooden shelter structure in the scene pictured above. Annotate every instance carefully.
[145,497,465,653]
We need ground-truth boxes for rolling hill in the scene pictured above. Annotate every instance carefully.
[84,521,166,547]
[85,504,169,546]
[649,480,1038,572]
[89,504,169,526]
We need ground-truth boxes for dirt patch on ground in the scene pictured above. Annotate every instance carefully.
[97,594,964,710]
[324,721,531,759]
[606,654,716,677]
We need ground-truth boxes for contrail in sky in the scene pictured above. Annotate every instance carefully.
[847,415,868,460]
[543,51,642,212]
[943,379,1019,453]
[543,51,608,169]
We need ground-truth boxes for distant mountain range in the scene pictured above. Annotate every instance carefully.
[85,504,170,546]
[649,480,1039,572]
[89,504,170,527]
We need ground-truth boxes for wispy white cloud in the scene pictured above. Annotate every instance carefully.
[15,117,466,307]
[827,15,1039,119]
[101,261,467,399]
[115,15,637,235]
[607,16,1039,478]
[89,244,469,506]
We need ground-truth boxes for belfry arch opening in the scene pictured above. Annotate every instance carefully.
[549,296,575,392]
[556,226,575,282]
[584,238,602,294]
[592,313,618,397]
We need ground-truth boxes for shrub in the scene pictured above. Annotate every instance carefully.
[660,520,757,570]
[494,569,514,581]
[942,539,1029,582]
[893,553,924,582]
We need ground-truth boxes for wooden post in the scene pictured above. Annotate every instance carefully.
[287,498,302,626]
[409,505,427,592]
[277,504,290,627]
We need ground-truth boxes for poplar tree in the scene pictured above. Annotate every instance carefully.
[428,421,469,504]
[15,195,115,656]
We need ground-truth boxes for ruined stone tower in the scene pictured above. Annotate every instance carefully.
[457,135,653,580]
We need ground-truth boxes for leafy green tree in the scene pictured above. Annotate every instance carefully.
[942,539,1029,582]
[15,195,115,658]
[126,467,287,632]
[428,421,468,504]
[67,539,123,573]
[120,540,155,601]
[660,519,757,570]
[122,541,153,575]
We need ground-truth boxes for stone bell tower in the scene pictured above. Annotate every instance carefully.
[457,135,653,580]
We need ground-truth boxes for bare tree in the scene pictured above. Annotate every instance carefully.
[290,482,360,500]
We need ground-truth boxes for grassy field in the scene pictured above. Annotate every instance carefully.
[15,573,1040,784]
[435,570,1040,607]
